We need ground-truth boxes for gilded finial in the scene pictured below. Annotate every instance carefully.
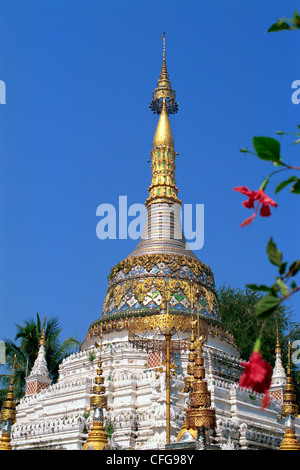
[0,355,18,450]
[160,32,166,60]
[185,330,216,439]
[280,342,300,450]
[178,284,215,445]
[146,34,181,208]
[152,98,174,148]
[83,326,110,450]
[183,285,196,393]
[281,341,298,418]
[149,32,178,115]
[287,341,292,377]
[40,316,46,347]
[275,324,281,355]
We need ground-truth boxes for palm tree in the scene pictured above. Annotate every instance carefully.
[0,313,80,407]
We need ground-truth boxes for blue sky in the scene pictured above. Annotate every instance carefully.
[0,0,299,346]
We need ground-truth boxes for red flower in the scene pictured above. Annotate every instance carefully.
[259,204,271,217]
[240,213,256,228]
[233,186,278,227]
[239,351,273,409]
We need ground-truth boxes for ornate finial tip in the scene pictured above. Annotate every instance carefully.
[149,33,178,115]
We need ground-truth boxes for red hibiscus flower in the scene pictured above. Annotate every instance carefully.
[239,351,273,409]
[233,186,278,227]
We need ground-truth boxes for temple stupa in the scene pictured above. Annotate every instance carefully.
[9,35,299,451]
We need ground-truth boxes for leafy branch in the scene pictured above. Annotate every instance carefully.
[267,10,300,32]
[237,13,300,325]
[240,129,300,195]
[247,238,300,319]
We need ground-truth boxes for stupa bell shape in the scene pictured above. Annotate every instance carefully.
[83,33,237,352]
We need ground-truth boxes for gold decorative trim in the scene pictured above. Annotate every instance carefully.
[83,311,237,351]
[108,253,212,282]
[104,276,217,317]
[128,313,190,337]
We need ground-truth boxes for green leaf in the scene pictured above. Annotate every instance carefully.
[293,10,300,25]
[279,261,288,275]
[275,176,298,194]
[270,283,280,296]
[246,284,272,292]
[291,280,297,289]
[267,21,291,33]
[291,179,300,194]
[276,278,289,296]
[266,238,282,267]
[255,294,280,319]
[289,260,300,276]
[253,136,281,162]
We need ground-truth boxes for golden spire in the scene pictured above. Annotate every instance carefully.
[183,285,197,394]
[185,338,216,436]
[149,32,178,115]
[275,324,281,355]
[178,288,215,445]
[281,342,298,417]
[40,316,46,347]
[0,355,18,451]
[83,327,110,450]
[183,321,196,394]
[280,342,300,450]
[152,99,174,148]
[146,34,180,208]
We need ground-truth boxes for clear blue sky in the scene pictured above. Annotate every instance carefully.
[0,0,299,346]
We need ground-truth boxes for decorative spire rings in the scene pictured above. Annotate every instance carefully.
[149,33,178,115]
